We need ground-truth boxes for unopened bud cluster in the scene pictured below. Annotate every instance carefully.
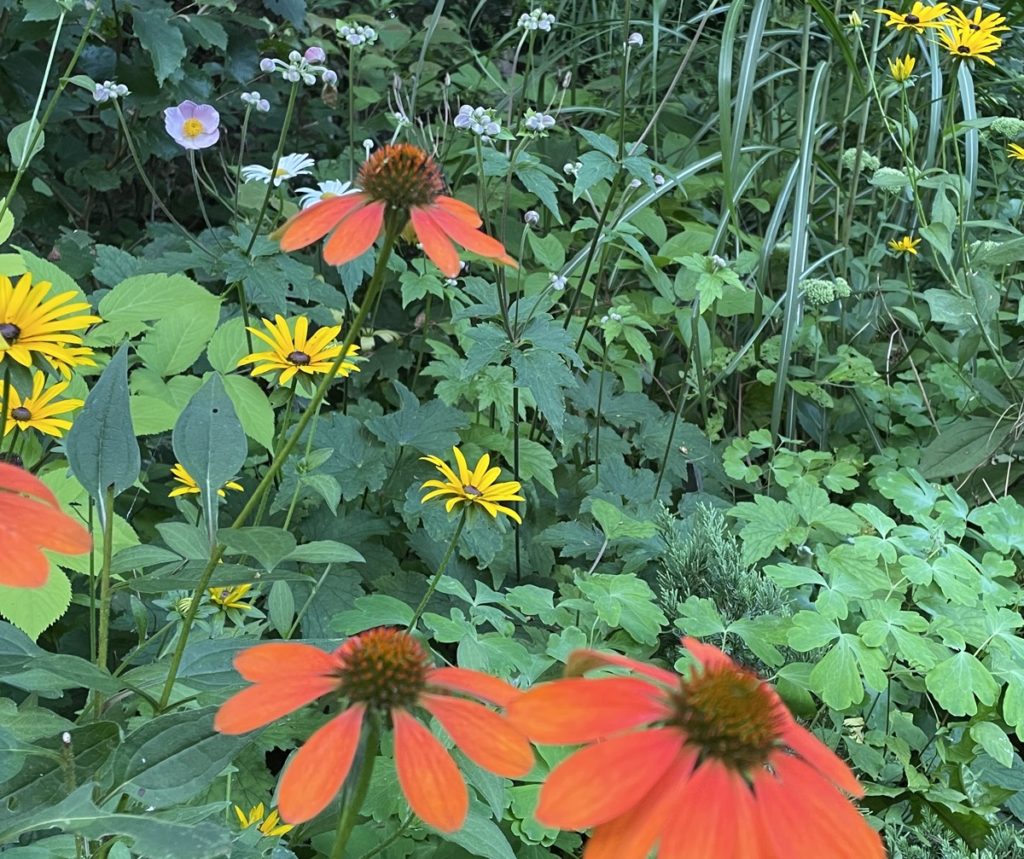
[260,47,336,86]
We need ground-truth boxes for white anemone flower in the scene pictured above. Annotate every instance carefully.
[240,153,315,186]
[296,179,358,209]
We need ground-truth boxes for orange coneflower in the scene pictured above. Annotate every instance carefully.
[507,637,886,859]
[278,143,518,278]
[214,627,533,829]
[0,463,91,587]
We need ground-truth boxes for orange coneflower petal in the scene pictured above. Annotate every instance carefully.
[277,704,366,824]
[681,636,733,671]
[323,200,386,266]
[279,193,370,252]
[233,642,339,683]
[427,666,522,707]
[410,207,461,278]
[0,533,51,587]
[421,693,533,777]
[392,708,468,832]
[213,676,341,734]
[583,748,699,859]
[566,648,679,688]
[755,756,885,859]
[780,722,864,797]
[507,677,673,744]
[435,195,483,227]
[0,463,58,505]
[0,494,92,554]
[658,761,750,858]
[427,206,518,267]
[536,727,684,829]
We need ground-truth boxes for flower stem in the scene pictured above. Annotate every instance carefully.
[94,485,116,713]
[0,367,10,443]
[408,508,467,630]
[329,715,380,859]
[156,227,400,710]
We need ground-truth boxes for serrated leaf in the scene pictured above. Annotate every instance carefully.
[510,349,575,438]
[65,344,141,526]
[365,381,468,453]
[927,651,999,717]
[137,303,221,377]
[133,10,187,85]
[0,567,70,640]
[590,499,657,541]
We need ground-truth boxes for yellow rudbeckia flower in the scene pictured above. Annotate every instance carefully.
[420,447,525,524]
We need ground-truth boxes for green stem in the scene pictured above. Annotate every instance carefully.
[245,82,299,257]
[0,6,100,228]
[157,227,400,710]
[0,367,10,443]
[348,51,357,181]
[94,486,116,712]
[328,716,380,859]
[408,509,467,630]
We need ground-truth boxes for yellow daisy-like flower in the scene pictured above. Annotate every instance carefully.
[420,447,525,524]
[209,583,254,611]
[234,803,293,837]
[237,315,359,386]
[938,24,1002,64]
[1008,143,1024,161]
[4,370,84,437]
[888,54,917,81]
[888,235,922,255]
[169,462,244,498]
[948,5,1009,39]
[0,274,100,378]
[875,2,950,31]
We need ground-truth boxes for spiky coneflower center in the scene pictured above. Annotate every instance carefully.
[336,627,430,710]
[670,664,783,772]
[359,144,445,209]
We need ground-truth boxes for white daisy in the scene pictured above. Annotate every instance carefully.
[296,179,357,209]
[240,153,315,186]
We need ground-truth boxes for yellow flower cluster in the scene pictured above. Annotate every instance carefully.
[876,3,1009,66]
[0,273,98,443]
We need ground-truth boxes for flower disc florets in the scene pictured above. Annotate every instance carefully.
[670,662,784,773]
[336,628,430,710]
[359,143,445,209]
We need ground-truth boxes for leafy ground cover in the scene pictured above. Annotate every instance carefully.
[2,0,1024,856]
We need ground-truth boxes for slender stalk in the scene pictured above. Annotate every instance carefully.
[0,5,100,227]
[328,716,380,859]
[348,51,357,181]
[0,367,10,442]
[408,509,467,630]
[245,82,300,256]
[94,486,116,714]
[157,227,400,710]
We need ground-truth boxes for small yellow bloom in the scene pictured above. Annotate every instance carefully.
[888,54,916,81]
[1008,143,1024,161]
[938,24,1002,64]
[237,315,359,386]
[4,370,84,437]
[888,235,922,255]
[875,2,950,31]
[947,6,1009,40]
[234,803,293,837]
[420,447,525,524]
[209,583,254,611]
[169,462,244,498]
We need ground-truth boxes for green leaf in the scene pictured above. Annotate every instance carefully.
[223,374,274,451]
[65,344,141,526]
[133,10,187,85]
[971,721,1014,769]
[510,349,576,438]
[440,807,517,859]
[105,707,247,808]
[218,527,297,574]
[926,651,999,717]
[332,595,414,635]
[729,496,807,564]
[920,418,1013,480]
[98,273,219,339]
[0,199,13,245]
[0,784,232,859]
[787,611,840,651]
[268,581,295,637]
[810,635,865,709]
[365,381,468,453]
[0,567,70,640]
[137,303,221,377]
[206,317,249,374]
[968,496,1024,555]
[286,541,364,565]
[172,374,247,539]
[0,622,121,695]
[6,120,44,170]
[590,499,657,541]
[575,573,667,645]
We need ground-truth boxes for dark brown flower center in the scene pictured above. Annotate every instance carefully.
[669,663,783,773]
[336,627,429,710]
[359,143,445,209]
[0,323,21,344]
[287,350,311,365]
[904,13,920,23]
[958,45,971,53]
[463,485,483,496]
[969,22,981,30]
[11,407,31,421]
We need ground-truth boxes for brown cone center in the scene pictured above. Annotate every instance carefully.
[11,407,31,421]
[0,323,21,344]
[287,350,311,365]
[336,628,429,710]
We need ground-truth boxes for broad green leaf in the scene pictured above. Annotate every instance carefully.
[970,721,1014,769]
[333,594,414,634]
[98,273,219,339]
[920,418,1013,480]
[590,499,657,541]
[968,496,1024,555]
[206,316,249,374]
[223,374,274,451]
[286,540,365,565]
[7,120,44,169]
[441,807,517,859]
[0,567,70,640]
[575,573,667,645]
[0,622,120,696]
[0,199,13,245]
[268,581,295,636]
[172,374,247,539]
[133,10,187,85]
[218,527,296,573]
[0,784,231,859]
[510,349,576,438]
[137,303,221,377]
[809,635,865,709]
[65,344,141,526]
[926,651,999,717]
[365,381,468,453]
[787,611,840,651]
[730,496,807,565]
[105,708,247,808]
